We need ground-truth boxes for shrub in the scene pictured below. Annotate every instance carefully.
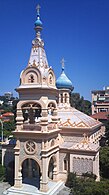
[66,172,109,195]
[0,164,5,181]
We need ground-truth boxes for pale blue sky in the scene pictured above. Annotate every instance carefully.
[0,0,109,100]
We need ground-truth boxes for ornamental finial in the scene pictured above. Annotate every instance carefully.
[61,58,65,71]
[34,4,43,32]
[36,4,41,16]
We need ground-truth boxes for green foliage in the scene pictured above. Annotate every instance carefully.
[12,99,19,119]
[0,164,5,181]
[82,172,97,180]
[3,121,16,131]
[66,172,77,188]
[0,96,18,114]
[104,119,109,145]
[0,95,18,138]
[100,146,109,179]
[0,120,16,138]
[0,151,1,164]
[66,172,109,195]
[70,93,91,115]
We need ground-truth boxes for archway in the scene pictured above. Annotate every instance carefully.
[22,103,42,124]
[48,156,56,180]
[48,102,56,116]
[22,158,41,189]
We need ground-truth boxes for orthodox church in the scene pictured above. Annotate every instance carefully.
[3,5,104,195]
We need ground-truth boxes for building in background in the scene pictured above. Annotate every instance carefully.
[4,92,13,100]
[91,86,109,115]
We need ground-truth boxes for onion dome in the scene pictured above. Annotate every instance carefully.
[34,4,43,31]
[56,63,73,91]
[35,18,42,27]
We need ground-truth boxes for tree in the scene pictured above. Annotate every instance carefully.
[0,120,16,138]
[104,118,109,145]
[0,96,18,114]
[66,172,109,195]
[70,93,91,115]
[0,96,18,138]
[100,146,109,179]
[0,164,5,181]
[12,98,19,119]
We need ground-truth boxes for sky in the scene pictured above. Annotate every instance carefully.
[0,0,109,100]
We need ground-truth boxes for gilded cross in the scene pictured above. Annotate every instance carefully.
[36,4,41,14]
[61,58,65,68]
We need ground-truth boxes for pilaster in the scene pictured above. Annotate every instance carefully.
[14,140,22,188]
[40,109,48,132]
[40,157,49,192]
[16,109,24,131]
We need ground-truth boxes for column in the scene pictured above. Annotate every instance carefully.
[63,93,65,104]
[59,94,61,104]
[70,154,73,172]
[14,145,22,187]
[53,151,59,181]
[40,109,48,132]
[95,152,100,181]
[16,109,24,131]
[40,157,49,192]
[67,93,70,104]
[52,108,58,129]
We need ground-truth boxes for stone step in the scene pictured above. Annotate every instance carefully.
[3,181,64,195]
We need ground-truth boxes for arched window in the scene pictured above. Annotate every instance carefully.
[22,103,42,124]
[60,94,63,103]
[51,139,55,147]
[64,159,67,171]
[65,94,67,103]
[49,75,53,84]
[28,74,34,83]
[48,103,56,115]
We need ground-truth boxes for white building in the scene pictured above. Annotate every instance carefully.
[4,92,13,100]
[92,86,109,114]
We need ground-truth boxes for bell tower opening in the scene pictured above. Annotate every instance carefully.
[22,103,42,124]
[48,102,56,116]
[48,157,54,180]
[48,156,57,180]
[22,158,41,189]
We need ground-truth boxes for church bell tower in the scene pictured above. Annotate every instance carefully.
[13,5,61,192]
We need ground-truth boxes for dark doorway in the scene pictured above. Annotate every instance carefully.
[48,157,55,180]
[6,160,15,185]
[22,158,40,189]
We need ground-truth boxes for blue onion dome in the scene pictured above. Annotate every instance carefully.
[56,66,73,91]
[35,18,42,27]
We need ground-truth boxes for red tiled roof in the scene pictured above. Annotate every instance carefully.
[2,112,14,117]
[3,119,10,122]
[0,109,5,112]
[91,112,109,120]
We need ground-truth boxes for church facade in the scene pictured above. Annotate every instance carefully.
[3,5,104,194]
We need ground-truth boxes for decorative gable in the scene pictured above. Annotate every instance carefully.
[59,118,89,128]
[76,121,89,128]
[20,67,41,85]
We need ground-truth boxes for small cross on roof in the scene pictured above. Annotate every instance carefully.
[61,58,66,68]
[36,4,41,14]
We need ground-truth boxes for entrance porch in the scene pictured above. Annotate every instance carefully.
[3,180,64,195]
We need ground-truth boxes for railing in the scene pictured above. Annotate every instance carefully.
[23,123,41,131]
